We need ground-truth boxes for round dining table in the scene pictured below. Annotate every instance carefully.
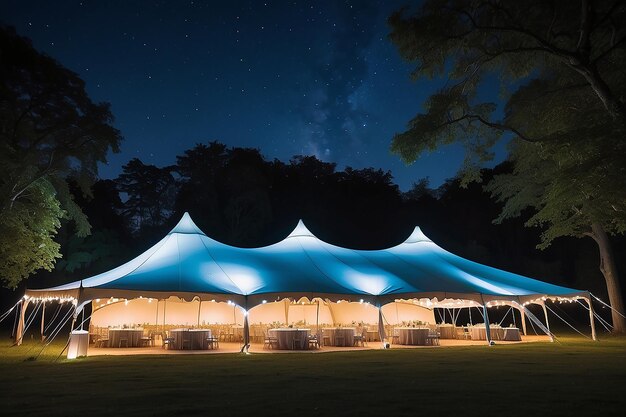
[108,328,144,348]
[437,324,456,339]
[169,329,212,350]
[268,328,310,350]
[469,325,504,340]
[322,327,356,347]
[396,327,430,345]
[501,327,522,341]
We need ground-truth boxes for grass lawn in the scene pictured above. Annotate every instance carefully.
[1,334,625,416]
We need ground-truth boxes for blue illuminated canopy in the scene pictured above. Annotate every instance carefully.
[27,213,586,307]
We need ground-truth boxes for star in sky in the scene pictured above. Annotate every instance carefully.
[1,0,507,189]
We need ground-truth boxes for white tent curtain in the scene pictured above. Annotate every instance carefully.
[91,297,435,328]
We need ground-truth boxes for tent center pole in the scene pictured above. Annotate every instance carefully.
[482,302,493,346]
[241,296,250,353]
[376,299,387,349]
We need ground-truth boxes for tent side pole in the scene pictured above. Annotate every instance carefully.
[519,308,527,335]
[325,298,336,325]
[377,302,387,348]
[15,299,30,346]
[163,299,167,331]
[482,303,493,346]
[540,301,554,342]
[587,297,597,341]
[241,297,250,353]
[40,301,46,342]
[197,300,202,327]
[316,299,320,335]
[284,298,290,325]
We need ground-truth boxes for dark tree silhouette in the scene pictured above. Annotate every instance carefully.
[0,26,121,288]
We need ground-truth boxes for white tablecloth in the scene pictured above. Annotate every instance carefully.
[396,328,429,345]
[322,328,355,346]
[469,325,504,340]
[169,329,212,350]
[437,324,456,339]
[268,328,310,350]
[502,327,522,341]
[108,329,144,347]
[366,330,379,342]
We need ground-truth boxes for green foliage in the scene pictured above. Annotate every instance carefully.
[56,230,127,273]
[0,180,64,288]
[0,26,122,287]
[388,0,626,183]
[488,130,626,249]
[388,0,626,245]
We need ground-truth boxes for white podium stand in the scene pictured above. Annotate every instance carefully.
[67,330,89,359]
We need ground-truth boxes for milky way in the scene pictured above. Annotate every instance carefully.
[1,0,493,189]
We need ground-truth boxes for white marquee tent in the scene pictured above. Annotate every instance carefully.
[16,213,598,351]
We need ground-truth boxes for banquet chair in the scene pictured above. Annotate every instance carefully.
[353,329,367,347]
[161,332,175,349]
[292,333,304,350]
[95,337,109,348]
[322,331,331,347]
[182,336,192,350]
[140,331,152,347]
[427,330,440,346]
[263,331,278,349]
[307,333,320,349]
[391,329,400,345]
[462,326,472,340]
[206,335,219,350]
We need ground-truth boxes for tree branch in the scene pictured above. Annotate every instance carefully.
[438,113,535,142]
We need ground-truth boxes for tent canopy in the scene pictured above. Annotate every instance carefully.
[25,213,586,308]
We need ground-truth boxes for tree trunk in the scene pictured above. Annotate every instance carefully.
[590,222,626,333]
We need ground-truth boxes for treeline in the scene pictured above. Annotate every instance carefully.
[27,141,624,301]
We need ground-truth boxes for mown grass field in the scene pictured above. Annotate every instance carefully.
[1,334,625,416]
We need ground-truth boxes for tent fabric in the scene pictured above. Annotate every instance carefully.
[25,213,586,308]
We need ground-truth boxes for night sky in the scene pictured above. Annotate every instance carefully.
[1,0,503,189]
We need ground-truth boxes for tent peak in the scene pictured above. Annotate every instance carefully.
[403,226,432,244]
[168,212,206,236]
[286,219,316,239]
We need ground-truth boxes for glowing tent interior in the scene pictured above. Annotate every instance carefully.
[17,212,598,353]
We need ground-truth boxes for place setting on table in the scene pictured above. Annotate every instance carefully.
[107,327,144,348]
[267,327,311,350]
[391,321,431,346]
[322,326,356,347]
[467,324,522,341]
[167,328,214,350]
